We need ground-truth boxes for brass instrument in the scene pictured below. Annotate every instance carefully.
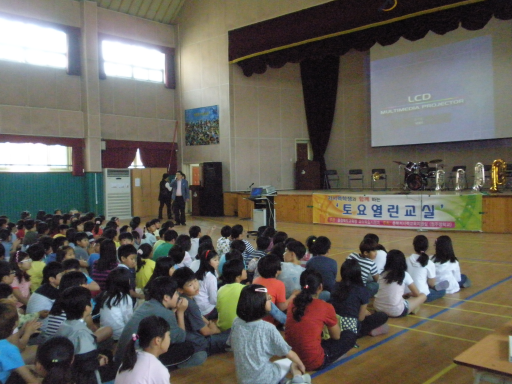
[455,169,466,191]
[435,169,445,191]
[373,171,385,181]
[472,162,485,192]
[490,159,507,193]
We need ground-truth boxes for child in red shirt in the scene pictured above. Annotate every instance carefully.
[285,270,357,371]
[253,254,298,324]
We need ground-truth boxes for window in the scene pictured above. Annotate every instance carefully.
[0,143,71,172]
[129,149,145,169]
[102,40,165,83]
[0,17,67,69]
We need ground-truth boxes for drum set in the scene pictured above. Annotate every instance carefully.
[394,159,444,191]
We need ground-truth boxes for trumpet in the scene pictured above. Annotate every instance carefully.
[455,168,466,191]
[490,159,507,193]
[435,169,445,191]
[472,162,485,192]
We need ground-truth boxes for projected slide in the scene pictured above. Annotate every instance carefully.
[371,35,494,147]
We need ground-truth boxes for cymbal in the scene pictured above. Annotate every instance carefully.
[429,159,443,164]
[393,160,405,165]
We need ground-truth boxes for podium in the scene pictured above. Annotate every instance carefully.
[189,185,202,216]
[248,195,276,231]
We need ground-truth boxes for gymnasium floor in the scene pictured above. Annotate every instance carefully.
[155,215,512,384]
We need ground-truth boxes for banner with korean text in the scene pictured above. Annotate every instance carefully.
[312,193,482,231]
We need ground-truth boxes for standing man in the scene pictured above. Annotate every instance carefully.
[158,173,173,220]
[171,171,190,226]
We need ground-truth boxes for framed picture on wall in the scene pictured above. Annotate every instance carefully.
[184,105,219,146]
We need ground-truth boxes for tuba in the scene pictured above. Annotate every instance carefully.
[373,171,385,181]
[435,169,445,191]
[472,162,485,192]
[455,169,466,191]
[490,159,507,193]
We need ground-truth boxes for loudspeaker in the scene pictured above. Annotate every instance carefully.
[200,162,224,216]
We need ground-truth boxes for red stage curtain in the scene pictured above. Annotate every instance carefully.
[101,140,138,169]
[139,142,177,170]
[102,140,178,170]
[71,141,85,176]
[0,134,85,176]
[228,0,512,76]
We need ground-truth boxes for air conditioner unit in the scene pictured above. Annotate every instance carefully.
[103,168,132,219]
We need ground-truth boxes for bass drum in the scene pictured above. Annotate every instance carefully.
[406,173,424,191]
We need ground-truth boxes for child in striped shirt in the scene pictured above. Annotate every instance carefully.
[347,238,380,297]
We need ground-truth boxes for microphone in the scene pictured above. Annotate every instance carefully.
[248,183,254,191]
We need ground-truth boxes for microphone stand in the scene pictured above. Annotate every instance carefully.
[417,190,426,232]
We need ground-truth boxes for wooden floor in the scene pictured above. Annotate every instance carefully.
[147,215,512,384]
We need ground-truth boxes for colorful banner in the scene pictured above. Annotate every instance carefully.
[313,193,482,231]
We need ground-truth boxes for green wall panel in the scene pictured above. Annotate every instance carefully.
[0,172,104,219]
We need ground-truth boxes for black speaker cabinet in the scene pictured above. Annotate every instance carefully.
[200,162,224,216]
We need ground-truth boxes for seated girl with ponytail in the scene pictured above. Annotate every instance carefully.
[35,337,75,384]
[230,284,309,384]
[331,259,389,338]
[194,249,220,320]
[406,235,448,302]
[134,243,155,290]
[115,315,171,384]
[285,270,357,371]
[374,250,427,317]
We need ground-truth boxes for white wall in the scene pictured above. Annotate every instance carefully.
[177,1,512,191]
[0,0,177,171]
[176,0,332,191]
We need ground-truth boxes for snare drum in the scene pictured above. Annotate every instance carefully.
[405,161,416,174]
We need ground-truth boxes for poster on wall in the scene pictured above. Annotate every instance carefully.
[184,105,219,146]
[312,193,482,231]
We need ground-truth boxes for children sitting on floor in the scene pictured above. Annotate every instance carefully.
[0,300,40,383]
[230,284,309,384]
[253,254,298,323]
[173,267,229,356]
[26,262,64,314]
[285,270,357,372]
[305,236,338,296]
[216,259,247,332]
[56,286,113,384]
[278,240,307,298]
[115,315,172,384]
[115,276,204,370]
[135,243,155,289]
[216,225,232,256]
[194,249,220,320]
[374,250,427,317]
[34,337,75,384]
[347,238,380,297]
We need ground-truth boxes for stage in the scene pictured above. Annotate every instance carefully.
[223,189,512,234]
